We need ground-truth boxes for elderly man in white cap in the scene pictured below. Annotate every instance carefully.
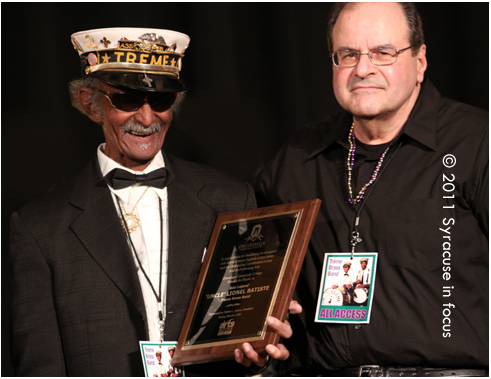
[9,27,299,376]
[331,261,354,305]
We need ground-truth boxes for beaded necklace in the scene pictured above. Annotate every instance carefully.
[347,122,392,205]
[346,122,402,257]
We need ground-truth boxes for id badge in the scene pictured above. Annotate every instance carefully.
[315,252,377,324]
[140,341,185,377]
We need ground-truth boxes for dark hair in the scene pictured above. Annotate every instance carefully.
[327,2,425,56]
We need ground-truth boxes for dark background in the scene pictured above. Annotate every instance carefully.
[2,3,488,375]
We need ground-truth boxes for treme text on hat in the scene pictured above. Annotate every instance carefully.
[71,27,190,93]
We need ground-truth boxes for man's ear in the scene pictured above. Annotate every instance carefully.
[416,44,427,85]
[78,88,103,123]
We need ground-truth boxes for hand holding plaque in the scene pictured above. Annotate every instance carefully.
[234,300,303,368]
[171,200,321,366]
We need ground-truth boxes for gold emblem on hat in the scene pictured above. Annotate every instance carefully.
[101,53,111,64]
[136,42,164,53]
[100,37,111,48]
[71,37,84,53]
[84,34,97,48]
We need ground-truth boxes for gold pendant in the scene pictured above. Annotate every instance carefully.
[121,213,140,233]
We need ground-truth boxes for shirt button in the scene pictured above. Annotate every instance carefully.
[355,325,361,330]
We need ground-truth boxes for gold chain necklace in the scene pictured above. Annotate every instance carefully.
[118,187,150,233]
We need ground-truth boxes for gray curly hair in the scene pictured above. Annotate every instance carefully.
[68,77,186,117]
[69,76,104,116]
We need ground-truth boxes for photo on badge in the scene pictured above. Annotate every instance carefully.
[315,252,378,324]
[140,341,185,377]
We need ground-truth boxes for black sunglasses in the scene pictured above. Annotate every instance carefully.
[98,90,176,112]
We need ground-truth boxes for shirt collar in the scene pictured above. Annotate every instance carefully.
[306,79,439,160]
[399,79,439,151]
[305,112,352,160]
[97,144,167,201]
[97,143,166,176]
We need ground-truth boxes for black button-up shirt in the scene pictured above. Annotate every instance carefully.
[256,80,488,373]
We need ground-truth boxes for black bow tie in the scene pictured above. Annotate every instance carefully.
[104,168,168,190]
[344,274,349,276]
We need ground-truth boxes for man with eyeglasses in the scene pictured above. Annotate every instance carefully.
[9,27,298,376]
[256,3,488,376]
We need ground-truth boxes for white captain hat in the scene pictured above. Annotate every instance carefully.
[71,27,190,92]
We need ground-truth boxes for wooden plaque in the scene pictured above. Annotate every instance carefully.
[171,199,321,366]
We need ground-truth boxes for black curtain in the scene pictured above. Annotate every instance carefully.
[2,3,488,375]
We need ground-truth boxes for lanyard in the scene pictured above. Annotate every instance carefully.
[117,193,166,343]
[347,140,402,259]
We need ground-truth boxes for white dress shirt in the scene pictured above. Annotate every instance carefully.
[337,273,353,289]
[357,269,370,285]
[98,144,169,342]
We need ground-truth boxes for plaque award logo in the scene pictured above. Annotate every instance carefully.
[239,224,266,251]
[217,319,235,336]
[245,224,263,242]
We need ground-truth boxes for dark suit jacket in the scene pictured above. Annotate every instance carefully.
[9,153,256,376]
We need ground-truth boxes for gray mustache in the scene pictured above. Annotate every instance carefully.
[122,120,162,135]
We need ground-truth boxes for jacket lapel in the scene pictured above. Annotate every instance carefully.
[165,156,218,337]
[69,159,147,320]
[166,182,216,310]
